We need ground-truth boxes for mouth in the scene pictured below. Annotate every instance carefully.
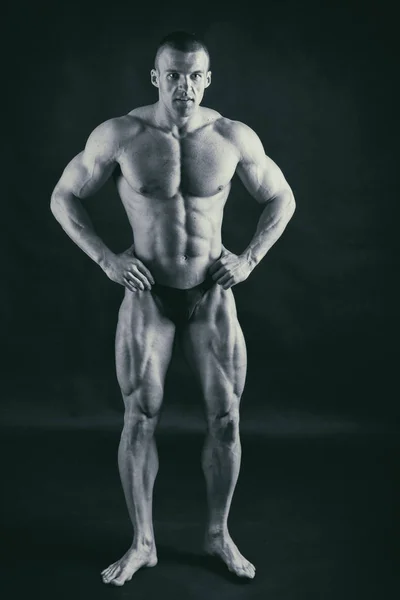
[175,98,194,103]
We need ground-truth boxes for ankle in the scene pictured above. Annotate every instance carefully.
[206,525,228,540]
[133,533,155,550]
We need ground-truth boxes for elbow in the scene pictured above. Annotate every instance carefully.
[273,188,295,220]
[50,193,64,225]
[289,192,296,216]
[50,191,58,217]
[285,189,296,219]
[50,187,70,222]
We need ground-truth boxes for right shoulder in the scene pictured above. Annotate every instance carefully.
[85,114,143,155]
[88,105,155,148]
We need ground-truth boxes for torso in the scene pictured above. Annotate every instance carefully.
[113,105,240,288]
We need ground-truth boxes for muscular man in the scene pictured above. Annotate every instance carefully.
[50,31,295,583]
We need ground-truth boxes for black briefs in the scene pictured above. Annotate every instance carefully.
[151,275,215,327]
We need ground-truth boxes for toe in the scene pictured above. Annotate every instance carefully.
[245,566,256,579]
[106,566,121,582]
[248,571,255,579]
[245,563,255,573]
[111,575,125,587]
[102,564,116,577]
[233,562,255,579]
[238,569,253,579]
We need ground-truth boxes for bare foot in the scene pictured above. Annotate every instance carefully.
[101,544,158,586]
[204,531,255,579]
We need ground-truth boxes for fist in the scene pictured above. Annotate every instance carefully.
[208,248,253,289]
[104,246,155,292]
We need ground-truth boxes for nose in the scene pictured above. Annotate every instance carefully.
[179,76,192,93]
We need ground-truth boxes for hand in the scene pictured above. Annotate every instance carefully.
[104,246,155,292]
[208,248,254,289]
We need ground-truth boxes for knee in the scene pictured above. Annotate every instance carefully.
[208,406,240,446]
[122,387,162,445]
[120,376,163,419]
[122,409,159,447]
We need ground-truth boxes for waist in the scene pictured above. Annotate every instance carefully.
[136,251,221,289]
[152,272,215,294]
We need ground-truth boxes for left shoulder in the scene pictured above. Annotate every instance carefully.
[214,118,265,161]
[200,106,222,119]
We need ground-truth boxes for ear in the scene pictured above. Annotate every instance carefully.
[205,71,212,88]
[150,69,159,88]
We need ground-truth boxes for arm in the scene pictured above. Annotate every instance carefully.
[235,122,296,267]
[50,119,121,270]
[210,122,296,288]
[50,118,154,291]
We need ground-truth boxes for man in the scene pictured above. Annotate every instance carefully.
[50,31,295,584]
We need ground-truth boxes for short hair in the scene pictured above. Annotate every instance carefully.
[155,31,210,70]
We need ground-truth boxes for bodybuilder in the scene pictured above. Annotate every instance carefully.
[50,31,296,583]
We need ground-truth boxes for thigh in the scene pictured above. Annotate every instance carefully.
[116,289,176,415]
[178,285,247,416]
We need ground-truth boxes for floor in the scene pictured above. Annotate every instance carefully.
[1,427,398,599]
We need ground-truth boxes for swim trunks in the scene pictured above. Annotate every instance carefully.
[151,275,215,327]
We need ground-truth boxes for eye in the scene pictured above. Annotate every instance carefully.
[192,73,202,80]
[167,73,179,80]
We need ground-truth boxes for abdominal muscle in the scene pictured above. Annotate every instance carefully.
[119,189,228,289]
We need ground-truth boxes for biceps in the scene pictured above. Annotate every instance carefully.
[56,151,116,199]
[237,154,290,203]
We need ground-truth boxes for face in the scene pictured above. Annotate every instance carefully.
[151,47,211,117]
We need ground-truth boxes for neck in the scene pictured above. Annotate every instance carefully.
[153,101,201,136]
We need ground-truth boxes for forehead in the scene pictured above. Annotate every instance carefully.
[157,48,209,72]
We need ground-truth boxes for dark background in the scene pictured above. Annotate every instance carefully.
[2,0,399,598]
[4,0,398,431]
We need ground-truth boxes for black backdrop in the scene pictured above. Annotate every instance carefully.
[3,0,399,432]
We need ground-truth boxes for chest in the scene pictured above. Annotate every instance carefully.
[118,129,239,198]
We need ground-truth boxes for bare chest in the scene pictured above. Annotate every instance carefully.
[117,128,239,198]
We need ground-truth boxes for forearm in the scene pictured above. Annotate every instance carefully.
[50,190,114,270]
[241,190,296,267]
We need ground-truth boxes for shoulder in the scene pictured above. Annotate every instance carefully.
[86,108,152,151]
[126,104,164,132]
[218,118,263,147]
[84,117,127,159]
[87,116,125,142]
[213,118,265,161]
[127,104,154,123]
[200,106,223,123]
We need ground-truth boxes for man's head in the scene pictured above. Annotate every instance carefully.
[151,31,212,117]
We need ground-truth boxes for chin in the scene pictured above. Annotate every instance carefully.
[174,101,196,114]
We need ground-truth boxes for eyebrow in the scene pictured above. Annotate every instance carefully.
[165,69,204,73]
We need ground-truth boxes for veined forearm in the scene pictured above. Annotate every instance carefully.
[242,190,295,267]
[50,191,114,270]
